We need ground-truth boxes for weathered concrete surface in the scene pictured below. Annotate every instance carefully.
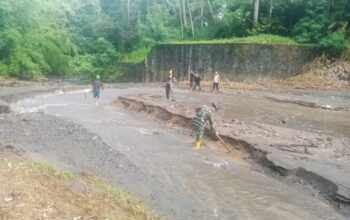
[0,99,9,114]
[144,44,320,82]
[116,62,146,82]
[116,85,350,215]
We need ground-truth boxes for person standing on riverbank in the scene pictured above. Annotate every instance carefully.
[165,76,176,100]
[92,75,103,106]
[192,74,201,91]
[168,67,173,79]
[165,77,172,100]
[212,71,220,92]
[192,103,220,149]
[190,70,195,89]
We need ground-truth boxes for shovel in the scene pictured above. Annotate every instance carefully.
[216,134,231,153]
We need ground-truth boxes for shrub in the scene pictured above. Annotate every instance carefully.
[319,31,347,57]
[7,49,42,79]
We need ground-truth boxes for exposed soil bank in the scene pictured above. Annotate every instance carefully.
[115,90,350,216]
[0,147,159,220]
[0,113,148,212]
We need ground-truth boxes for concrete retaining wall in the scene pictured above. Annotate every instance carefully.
[116,62,146,83]
[143,43,320,82]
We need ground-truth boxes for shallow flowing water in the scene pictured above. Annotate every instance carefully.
[12,88,346,220]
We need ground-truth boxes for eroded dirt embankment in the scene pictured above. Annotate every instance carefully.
[0,143,159,220]
[115,95,350,215]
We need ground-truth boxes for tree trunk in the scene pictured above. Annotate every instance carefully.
[182,0,188,27]
[201,3,204,28]
[253,0,259,26]
[188,47,192,80]
[127,0,130,25]
[187,0,195,37]
[207,0,214,21]
[137,3,141,25]
[269,0,273,18]
[147,0,150,16]
[178,0,184,38]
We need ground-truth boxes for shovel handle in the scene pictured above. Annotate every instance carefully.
[217,134,231,153]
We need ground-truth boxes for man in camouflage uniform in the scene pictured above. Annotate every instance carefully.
[192,103,219,149]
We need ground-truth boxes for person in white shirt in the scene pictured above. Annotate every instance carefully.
[212,71,220,92]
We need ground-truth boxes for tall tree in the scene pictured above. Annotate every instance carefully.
[207,0,214,21]
[269,0,273,18]
[182,0,188,27]
[187,0,195,37]
[178,0,184,37]
[253,0,260,26]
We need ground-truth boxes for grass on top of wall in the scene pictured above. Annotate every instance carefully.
[122,47,153,63]
[121,35,307,63]
[166,34,300,45]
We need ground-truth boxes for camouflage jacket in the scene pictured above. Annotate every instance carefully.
[192,106,215,130]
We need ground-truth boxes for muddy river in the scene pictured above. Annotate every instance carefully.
[10,87,346,220]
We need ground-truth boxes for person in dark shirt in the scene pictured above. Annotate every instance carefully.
[192,74,201,91]
[165,77,171,100]
[92,75,103,106]
[165,77,176,100]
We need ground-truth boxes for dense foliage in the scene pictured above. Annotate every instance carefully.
[0,0,349,79]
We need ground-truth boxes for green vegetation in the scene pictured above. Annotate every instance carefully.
[167,34,298,45]
[122,47,153,63]
[32,161,77,180]
[0,0,349,80]
[122,35,297,63]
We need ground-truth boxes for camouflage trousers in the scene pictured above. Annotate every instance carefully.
[192,124,217,141]
[192,124,204,141]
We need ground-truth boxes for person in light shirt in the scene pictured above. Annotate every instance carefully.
[212,71,220,92]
